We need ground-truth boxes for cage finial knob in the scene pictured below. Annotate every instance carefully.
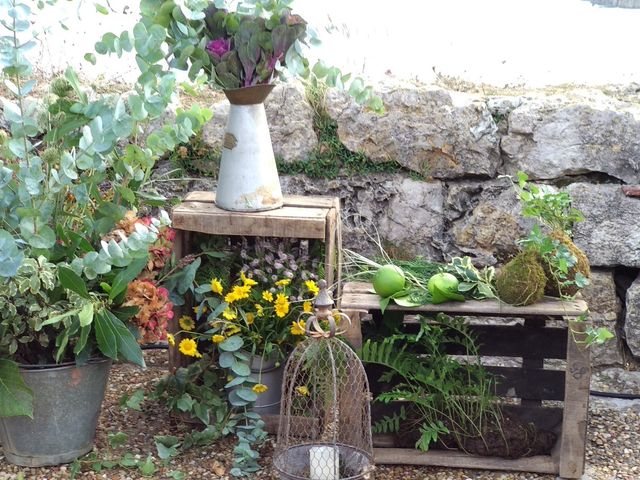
[314,279,334,309]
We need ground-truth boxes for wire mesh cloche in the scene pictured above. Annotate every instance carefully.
[273,280,374,480]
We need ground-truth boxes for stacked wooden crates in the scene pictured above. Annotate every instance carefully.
[340,282,590,479]
[168,191,342,371]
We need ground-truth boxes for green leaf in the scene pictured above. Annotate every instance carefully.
[38,307,82,329]
[168,471,186,480]
[155,435,181,460]
[0,359,33,417]
[108,431,129,448]
[236,387,258,403]
[176,393,195,412]
[230,361,250,377]
[78,302,94,327]
[120,388,144,411]
[138,456,156,476]
[218,335,243,352]
[94,310,118,360]
[109,257,148,300]
[74,324,92,355]
[94,3,109,14]
[58,266,91,299]
[84,53,97,65]
[103,311,145,367]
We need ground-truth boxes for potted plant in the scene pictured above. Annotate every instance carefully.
[0,0,210,466]
[138,0,383,212]
[155,236,322,475]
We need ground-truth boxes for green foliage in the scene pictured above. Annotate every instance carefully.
[446,256,496,300]
[0,0,211,417]
[359,314,500,452]
[513,171,584,234]
[140,0,383,111]
[0,359,33,417]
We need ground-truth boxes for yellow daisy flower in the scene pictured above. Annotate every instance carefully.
[255,304,264,316]
[240,271,257,286]
[224,291,237,304]
[193,305,208,315]
[178,338,202,358]
[275,278,291,287]
[295,385,310,396]
[225,325,241,336]
[178,315,195,331]
[167,333,175,346]
[252,383,268,394]
[274,293,290,318]
[303,301,313,313]
[262,291,274,302]
[332,309,342,324]
[245,312,255,325]
[222,307,237,320]
[212,334,225,344]
[234,284,252,300]
[290,319,306,336]
[210,278,223,295]
[305,280,319,296]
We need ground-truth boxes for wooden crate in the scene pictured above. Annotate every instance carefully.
[339,282,590,480]
[169,192,342,370]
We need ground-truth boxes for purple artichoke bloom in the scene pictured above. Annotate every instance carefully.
[206,38,231,59]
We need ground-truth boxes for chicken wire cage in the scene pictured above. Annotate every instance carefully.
[273,280,374,480]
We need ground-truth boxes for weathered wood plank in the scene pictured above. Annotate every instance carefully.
[559,320,591,479]
[172,201,328,239]
[183,191,338,208]
[341,282,587,317]
[400,323,568,359]
[373,448,558,474]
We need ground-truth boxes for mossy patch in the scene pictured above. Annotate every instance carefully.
[495,250,546,306]
[543,231,591,297]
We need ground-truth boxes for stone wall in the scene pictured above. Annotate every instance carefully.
[194,81,640,382]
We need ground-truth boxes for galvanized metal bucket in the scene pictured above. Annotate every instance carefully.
[0,357,111,467]
[249,353,284,415]
[215,84,284,212]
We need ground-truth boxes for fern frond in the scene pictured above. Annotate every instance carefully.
[372,406,407,434]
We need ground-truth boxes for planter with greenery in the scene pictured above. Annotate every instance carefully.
[0,0,211,465]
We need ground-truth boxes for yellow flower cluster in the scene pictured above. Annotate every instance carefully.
[274,293,290,318]
[178,315,195,331]
[295,385,310,396]
[212,334,225,343]
[303,301,313,313]
[178,338,202,358]
[275,278,291,287]
[252,383,268,394]
[262,291,273,302]
[290,319,306,336]
[305,280,319,296]
[211,278,223,294]
[225,284,251,304]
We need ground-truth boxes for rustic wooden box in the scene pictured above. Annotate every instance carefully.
[169,192,342,370]
[339,281,590,479]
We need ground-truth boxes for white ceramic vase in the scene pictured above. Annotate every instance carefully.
[215,84,284,212]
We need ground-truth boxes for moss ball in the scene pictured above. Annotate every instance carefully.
[495,250,546,306]
[543,231,591,297]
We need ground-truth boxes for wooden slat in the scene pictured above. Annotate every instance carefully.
[373,448,558,474]
[559,320,590,479]
[341,282,587,317]
[522,318,546,406]
[183,191,338,208]
[172,201,328,239]
[401,323,568,359]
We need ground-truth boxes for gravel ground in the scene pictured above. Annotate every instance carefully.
[1,350,639,480]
